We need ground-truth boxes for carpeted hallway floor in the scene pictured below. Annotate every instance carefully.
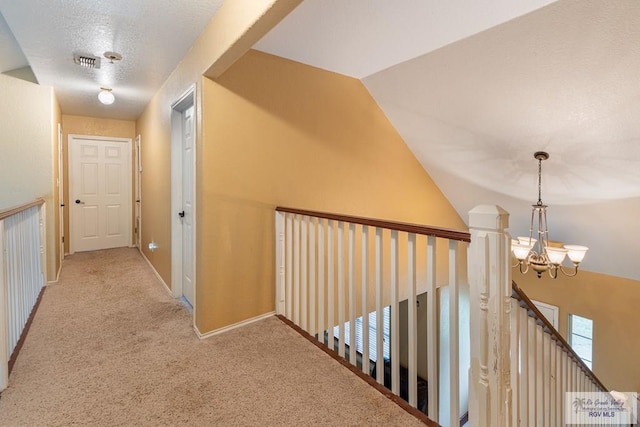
[0,247,424,426]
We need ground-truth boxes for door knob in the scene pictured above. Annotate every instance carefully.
[75,199,85,204]
[178,211,185,218]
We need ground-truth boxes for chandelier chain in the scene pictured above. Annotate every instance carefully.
[537,156,543,206]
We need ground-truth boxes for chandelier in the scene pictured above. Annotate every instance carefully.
[512,151,588,279]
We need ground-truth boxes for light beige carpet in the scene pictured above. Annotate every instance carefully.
[0,247,424,426]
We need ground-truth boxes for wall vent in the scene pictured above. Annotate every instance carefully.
[73,53,101,69]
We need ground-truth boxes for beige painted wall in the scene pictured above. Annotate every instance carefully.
[515,269,640,392]
[198,49,467,333]
[135,0,302,289]
[61,115,136,254]
[0,74,58,281]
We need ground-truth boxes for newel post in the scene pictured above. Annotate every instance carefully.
[468,205,512,427]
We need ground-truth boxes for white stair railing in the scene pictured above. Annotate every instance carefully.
[275,207,470,425]
[510,282,609,427]
[467,205,613,427]
[0,199,46,391]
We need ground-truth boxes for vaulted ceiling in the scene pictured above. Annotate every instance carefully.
[255,0,640,281]
[1,0,638,280]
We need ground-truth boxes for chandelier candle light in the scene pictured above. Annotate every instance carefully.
[512,151,588,279]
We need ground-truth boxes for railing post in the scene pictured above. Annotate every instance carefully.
[275,211,285,315]
[468,205,512,427]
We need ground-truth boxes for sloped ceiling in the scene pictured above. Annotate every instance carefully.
[256,0,640,280]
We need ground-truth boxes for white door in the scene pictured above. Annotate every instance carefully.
[69,135,132,253]
[532,300,559,329]
[181,105,195,305]
[58,123,65,261]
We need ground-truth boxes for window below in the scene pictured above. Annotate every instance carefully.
[333,306,390,362]
[569,314,593,369]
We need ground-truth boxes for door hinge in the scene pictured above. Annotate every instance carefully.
[62,236,64,243]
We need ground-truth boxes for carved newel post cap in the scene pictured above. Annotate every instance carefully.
[468,205,509,231]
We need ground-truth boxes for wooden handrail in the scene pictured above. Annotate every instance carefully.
[0,198,45,221]
[511,281,609,392]
[275,207,470,242]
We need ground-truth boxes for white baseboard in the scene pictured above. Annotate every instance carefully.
[138,248,173,297]
[194,311,276,340]
[46,263,62,285]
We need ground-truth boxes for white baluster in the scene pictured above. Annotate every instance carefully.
[327,220,334,350]
[361,225,369,375]
[556,346,563,427]
[528,316,537,427]
[309,217,316,337]
[543,332,551,426]
[293,215,300,326]
[510,299,520,427]
[285,214,293,319]
[375,227,383,384]
[390,230,399,395]
[448,239,460,427]
[549,334,556,427]
[337,222,345,358]
[407,233,417,407]
[426,235,438,421]
[536,324,544,425]
[317,219,325,343]
[0,219,8,391]
[301,216,308,332]
[519,305,529,425]
[348,223,356,366]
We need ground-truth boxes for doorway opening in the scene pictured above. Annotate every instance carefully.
[171,87,196,315]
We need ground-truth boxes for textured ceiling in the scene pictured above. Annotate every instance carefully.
[256,0,640,280]
[0,0,223,120]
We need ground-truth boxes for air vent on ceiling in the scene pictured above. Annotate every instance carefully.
[74,53,101,69]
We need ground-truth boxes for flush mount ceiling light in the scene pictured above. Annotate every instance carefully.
[103,51,122,64]
[512,151,588,279]
[98,88,115,105]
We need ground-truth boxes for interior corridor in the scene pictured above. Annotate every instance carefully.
[0,248,423,426]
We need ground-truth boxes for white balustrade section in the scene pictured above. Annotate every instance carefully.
[0,200,46,392]
[276,206,610,427]
[510,284,609,427]
[275,207,470,424]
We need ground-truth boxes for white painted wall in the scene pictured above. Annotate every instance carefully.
[0,74,56,281]
[0,74,53,210]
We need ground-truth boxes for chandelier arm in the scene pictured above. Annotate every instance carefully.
[547,265,558,279]
[558,264,579,277]
[519,261,530,275]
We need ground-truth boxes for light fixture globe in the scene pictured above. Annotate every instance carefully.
[98,88,115,105]
[511,151,588,279]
